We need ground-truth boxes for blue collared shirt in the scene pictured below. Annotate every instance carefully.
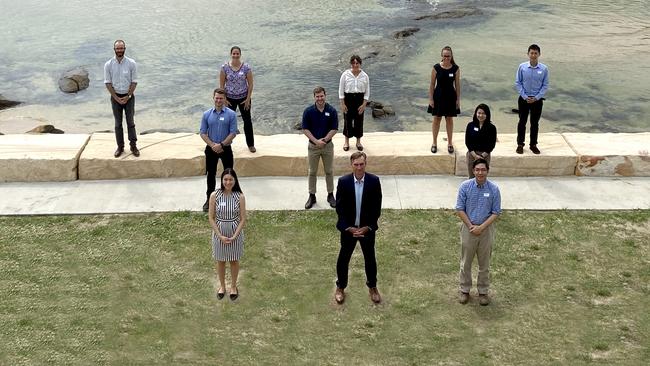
[515,61,549,100]
[455,178,502,225]
[199,107,237,144]
[354,174,365,226]
[104,56,138,94]
[301,103,338,140]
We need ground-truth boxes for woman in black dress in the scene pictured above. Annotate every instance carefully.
[428,46,461,154]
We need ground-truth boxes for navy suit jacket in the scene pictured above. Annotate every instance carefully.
[335,172,382,233]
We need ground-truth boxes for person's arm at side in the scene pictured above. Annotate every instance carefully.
[457,210,475,231]
[221,112,238,146]
[536,66,549,101]
[455,68,461,109]
[208,192,230,243]
[465,123,477,159]
[324,108,339,141]
[515,64,526,99]
[358,72,369,115]
[127,61,138,99]
[231,194,246,240]
[335,177,353,232]
[486,124,497,154]
[126,82,137,100]
[244,67,254,110]
[338,72,347,114]
[429,67,437,107]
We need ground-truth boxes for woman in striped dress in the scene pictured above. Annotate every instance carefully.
[208,168,247,301]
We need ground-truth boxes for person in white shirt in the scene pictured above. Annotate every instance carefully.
[338,55,369,152]
[104,40,139,158]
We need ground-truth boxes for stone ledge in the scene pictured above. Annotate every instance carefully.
[564,133,650,177]
[0,134,90,182]
[455,133,578,177]
[78,133,205,180]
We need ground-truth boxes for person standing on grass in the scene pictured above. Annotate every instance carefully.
[455,158,501,306]
[104,39,140,158]
[302,86,338,210]
[200,88,237,212]
[334,151,383,305]
[208,168,246,301]
[515,44,549,155]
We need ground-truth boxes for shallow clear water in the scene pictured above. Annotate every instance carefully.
[1,0,649,135]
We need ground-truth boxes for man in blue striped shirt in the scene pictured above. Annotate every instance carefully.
[455,158,501,305]
[515,44,549,155]
[200,88,238,212]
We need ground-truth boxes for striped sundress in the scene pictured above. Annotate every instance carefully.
[212,190,244,261]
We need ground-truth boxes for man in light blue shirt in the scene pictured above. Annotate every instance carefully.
[200,88,237,212]
[515,44,549,155]
[455,158,501,306]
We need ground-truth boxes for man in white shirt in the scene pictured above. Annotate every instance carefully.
[104,40,139,158]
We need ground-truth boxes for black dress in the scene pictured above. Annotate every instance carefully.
[429,63,460,117]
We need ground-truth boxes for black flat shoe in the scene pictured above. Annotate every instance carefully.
[431,145,437,154]
[217,289,225,300]
[448,145,454,154]
[229,287,239,301]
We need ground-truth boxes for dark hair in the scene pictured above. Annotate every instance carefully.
[472,158,489,170]
[114,40,125,48]
[350,55,362,65]
[313,86,326,96]
[350,151,367,162]
[472,104,492,125]
[230,46,241,54]
[441,46,456,66]
[528,44,541,53]
[220,168,243,193]
[213,88,226,96]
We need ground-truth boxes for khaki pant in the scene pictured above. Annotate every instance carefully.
[466,151,491,178]
[459,223,495,294]
[307,141,334,194]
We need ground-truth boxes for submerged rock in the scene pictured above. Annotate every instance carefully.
[27,125,65,134]
[393,27,420,39]
[370,101,395,118]
[0,94,21,110]
[58,67,90,93]
[415,7,482,21]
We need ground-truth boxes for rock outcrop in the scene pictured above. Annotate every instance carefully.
[0,94,21,110]
[58,67,90,93]
[27,125,65,134]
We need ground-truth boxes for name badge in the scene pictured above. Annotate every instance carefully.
[474,127,479,131]
[537,71,543,74]
[324,112,330,116]
[219,117,225,121]
[219,201,227,207]
[483,193,490,197]
[449,73,454,77]
[238,71,244,75]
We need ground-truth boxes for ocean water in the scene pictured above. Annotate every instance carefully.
[0,0,648,135]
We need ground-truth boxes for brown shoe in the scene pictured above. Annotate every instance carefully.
[459,292,469,304]
[369,287,381,304]
[516,145,524,154]
[479,294,490,306]
[114,147,124,158]
[530,145,540,155]
[130,145,140,157]
[334,288,345,304]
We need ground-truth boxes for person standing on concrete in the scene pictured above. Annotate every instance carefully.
[200,88,237,212]
[334,151,383,304]
[515,44,549,155]
[464,104,497,178]
[104,39,140,158]
[302,86,338,209]
[455,158,501,306]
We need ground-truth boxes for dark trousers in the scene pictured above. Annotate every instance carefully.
[336,231,377,289]
[111,94,137,148]
[204,145,234,196]
[517,96,543,146]
[227,97,254,147]
[343,93,365,138]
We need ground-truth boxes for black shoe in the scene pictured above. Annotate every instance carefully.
[202,199,209,212]
[516,145,524,154]
[217,289,225,300]
[304,194,316,210]
[130,145,140,157]
[327,193,336,208]
[114,147,124,158]
[530,145,541,154]
[229,287,239,301]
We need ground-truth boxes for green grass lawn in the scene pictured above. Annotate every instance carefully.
[1,210,648,365]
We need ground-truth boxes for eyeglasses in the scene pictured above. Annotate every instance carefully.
[442,55,451,58]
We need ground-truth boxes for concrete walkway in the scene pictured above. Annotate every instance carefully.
[1,175,648,215]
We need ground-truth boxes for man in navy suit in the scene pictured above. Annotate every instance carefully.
[334,151,383,304]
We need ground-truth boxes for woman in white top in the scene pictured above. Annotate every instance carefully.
[338,55,369,151]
